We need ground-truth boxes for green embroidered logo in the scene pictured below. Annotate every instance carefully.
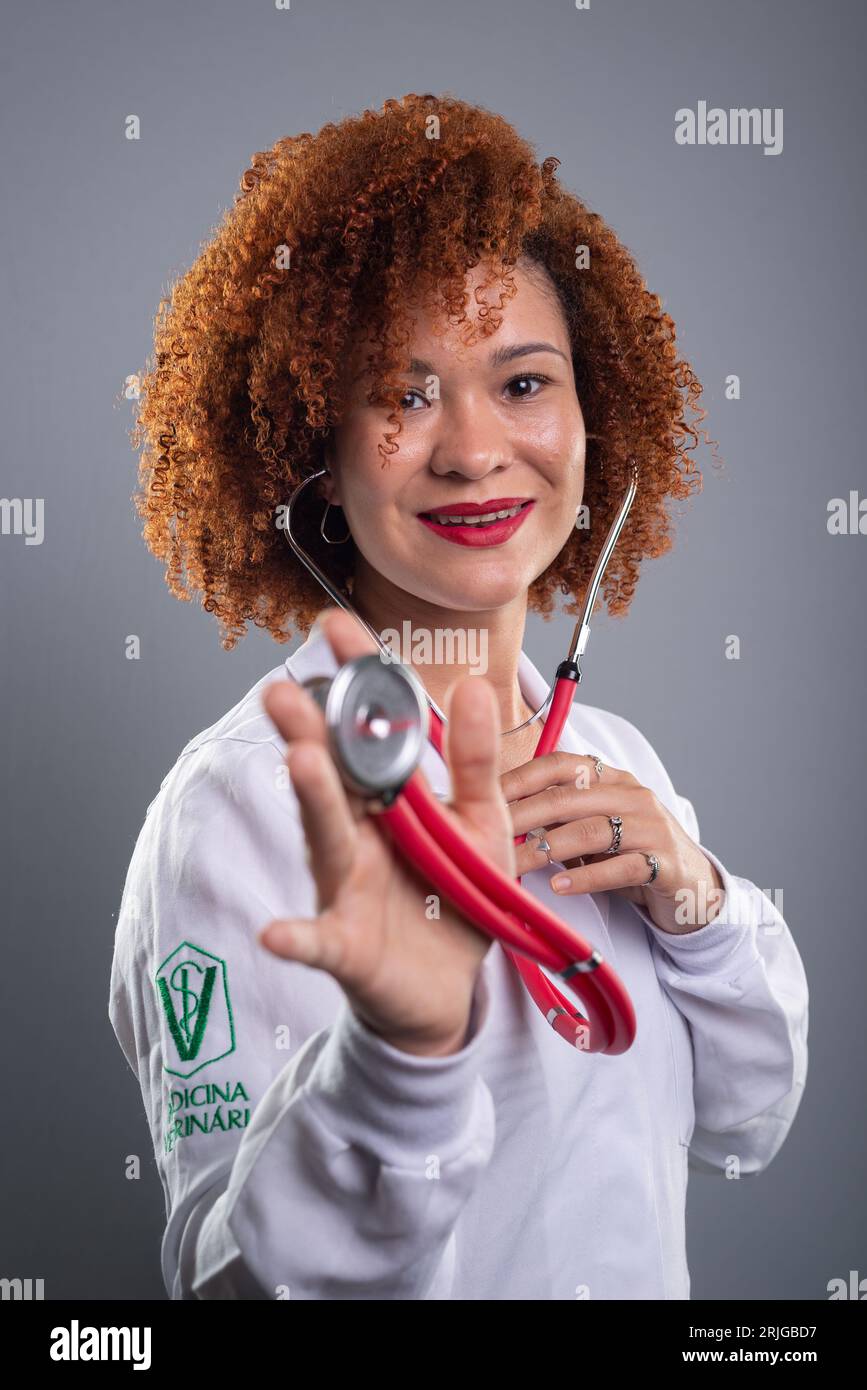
[155,942,236,1079]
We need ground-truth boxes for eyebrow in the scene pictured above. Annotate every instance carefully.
[407,341,570,377]
[351,341,569,385]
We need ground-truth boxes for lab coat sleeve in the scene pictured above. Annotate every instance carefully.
[108,733,496,1302]
[629,787,809,1177]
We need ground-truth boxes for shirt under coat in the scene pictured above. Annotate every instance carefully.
[108,627,809,1300]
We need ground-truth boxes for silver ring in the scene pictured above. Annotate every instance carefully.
[606,815,623,855]
[528,826,555,867]
[641,852,660,885]
[591,756,604,779]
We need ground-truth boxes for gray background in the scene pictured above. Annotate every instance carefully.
[1,0,864,1300]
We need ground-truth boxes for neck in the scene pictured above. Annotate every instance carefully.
[348,563,534,733]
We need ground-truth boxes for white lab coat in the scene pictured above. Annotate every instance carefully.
[108,627,809,1300]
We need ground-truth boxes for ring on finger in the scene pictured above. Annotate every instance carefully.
[606,814,623,855]
[527,825,554,866]
[528,826,565,871]
[641,852,660,885]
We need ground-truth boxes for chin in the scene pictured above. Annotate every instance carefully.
[413,580,528,615]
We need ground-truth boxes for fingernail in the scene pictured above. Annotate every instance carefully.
[551,874,571,892]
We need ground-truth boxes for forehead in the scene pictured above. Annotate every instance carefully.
[344,259,568,377]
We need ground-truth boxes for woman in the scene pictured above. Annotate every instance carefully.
[109,93,808,1300]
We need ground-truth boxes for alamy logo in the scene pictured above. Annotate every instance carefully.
[1,1276,44,1299]
[0,497,44,544]
[675,101,783,156]
[827,1270,867,1299]
[155,942,235,1078]
[50,1321,151,1370]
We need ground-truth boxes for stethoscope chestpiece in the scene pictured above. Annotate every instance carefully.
[301,654,430,801]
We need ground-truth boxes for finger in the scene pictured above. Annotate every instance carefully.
[262,678,329,749]
[262,623,370,823]
[515,805,656,875]
[508,782,588,839]
[262,603,379,747]
[284,738,359,907]
[509,782,648,839]
[314,605,381,665]
[259,907,347,977]
[548,851,665,896]
[500,750,631,804]
[443,676,502,829]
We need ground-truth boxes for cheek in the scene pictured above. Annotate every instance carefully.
[530,408,586,464]
[333,423,391,501]
[336,449,407,546]
[521,400,585,464]
[524,424,586,516]
[337,415,429,516]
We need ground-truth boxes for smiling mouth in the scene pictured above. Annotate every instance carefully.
[418,501,532,527]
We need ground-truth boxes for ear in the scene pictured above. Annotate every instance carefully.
[318,439,341,507]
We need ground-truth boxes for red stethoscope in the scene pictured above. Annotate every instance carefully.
[282,465,639,1055]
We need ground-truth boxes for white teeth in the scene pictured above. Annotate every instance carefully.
[428,503,525,526]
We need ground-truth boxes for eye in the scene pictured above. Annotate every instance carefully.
[399,372,553,411]
[504,373,552,399]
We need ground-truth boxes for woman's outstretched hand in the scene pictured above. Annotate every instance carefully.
[259,607,517,1056]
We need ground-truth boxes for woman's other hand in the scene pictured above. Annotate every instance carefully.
[502,751,725,934]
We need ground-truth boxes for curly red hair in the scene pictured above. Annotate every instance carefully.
[130,92,717,650]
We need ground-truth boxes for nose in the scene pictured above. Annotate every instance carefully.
[426,393,514,481]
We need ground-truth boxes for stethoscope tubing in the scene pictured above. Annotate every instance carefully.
[372,673,637,1055]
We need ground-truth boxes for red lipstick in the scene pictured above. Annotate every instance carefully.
[417,498,535,547]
